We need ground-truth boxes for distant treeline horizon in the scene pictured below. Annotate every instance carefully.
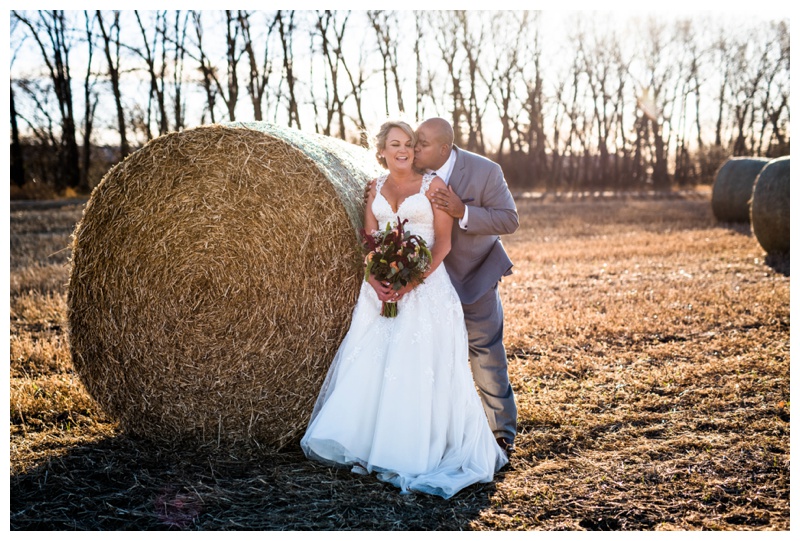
[10,10,790,195]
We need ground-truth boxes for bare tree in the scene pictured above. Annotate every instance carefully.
[7,10,792,193]
[455,11,491,154]
[722,22,782,157]
[277,10,301,128]
[608,29,633,189]
[432,11,466,146]
[711,27,731,148]
[10,82,26,187]
[672,18,702,185]
[368,10,405,116]
[13,75,54,143]
[413,12,440,119]
[338,33,371,144]
[185,11,242,123]
[483,12,528,168]
[413,12,425,121]
[238,10,278,122]
[547,67,571,192]
[636,16,678,190]
[314,10,347,137]
[220,10,241,121]
[190,11,218,124]
[10,16,27,188]
[81,10,99,191]
[579,21,621,187]
[562,15,590,191]
[171,11,190,131]
[522,11,548,186]
[761,20,790,156]
[12,10,80,191]
[313,10,371,140]
[95,10,129,158]
[132,10,169,137]
[752,20,790,156]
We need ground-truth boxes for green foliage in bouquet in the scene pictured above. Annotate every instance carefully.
[360,217,432,317]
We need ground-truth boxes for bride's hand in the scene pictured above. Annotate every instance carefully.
[367,274,394,302]
[392,281,417,302]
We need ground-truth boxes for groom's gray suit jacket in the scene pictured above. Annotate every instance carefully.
[444,146,519,304]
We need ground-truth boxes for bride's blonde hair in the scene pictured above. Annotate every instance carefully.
[374,120,416,169]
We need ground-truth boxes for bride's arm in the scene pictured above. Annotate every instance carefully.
[364,181,378,233]
[424,176,453,279]
[363,180,392,301]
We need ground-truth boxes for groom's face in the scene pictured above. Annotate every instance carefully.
[414,125,448,172]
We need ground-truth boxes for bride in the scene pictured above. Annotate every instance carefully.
[300,120,508,499]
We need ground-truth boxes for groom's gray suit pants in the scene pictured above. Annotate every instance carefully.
[462,281,517,442]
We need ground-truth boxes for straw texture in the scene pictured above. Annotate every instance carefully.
[711,157,770,222]
[67,123,381,448]
[750,156,790,254]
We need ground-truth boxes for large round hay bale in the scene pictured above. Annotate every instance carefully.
[750,156,790,254]
[711,157,770,222]
[67,122,382,448]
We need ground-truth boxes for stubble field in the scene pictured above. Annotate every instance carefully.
[9,191,789,530]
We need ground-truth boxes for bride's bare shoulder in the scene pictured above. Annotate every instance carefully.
[427,175,447,192]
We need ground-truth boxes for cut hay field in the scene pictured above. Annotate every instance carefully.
[9,193,789,531]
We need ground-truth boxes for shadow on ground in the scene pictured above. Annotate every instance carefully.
[764,252,789,277]
[10,433,498,530]
[714,221,788,277]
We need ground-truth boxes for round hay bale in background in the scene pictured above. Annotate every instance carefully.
[711,157,770,222]
[750,156,790,254]
[68,123,382,449]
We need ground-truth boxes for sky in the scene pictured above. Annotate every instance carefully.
[6,4,790,150]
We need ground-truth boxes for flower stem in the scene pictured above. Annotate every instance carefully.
[381,301,398,318]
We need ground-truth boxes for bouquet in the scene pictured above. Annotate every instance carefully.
[360,217,432,318]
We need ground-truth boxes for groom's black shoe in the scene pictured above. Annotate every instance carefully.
[496,437,515,457]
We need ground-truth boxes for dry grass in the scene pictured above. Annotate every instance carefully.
[9,193,789,530]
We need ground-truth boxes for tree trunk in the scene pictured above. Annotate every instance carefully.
[96,11,129,159]
[81,10,96,192]
[414,13,423,122]
[652,120,669,190]
[134,10,170,134]
[238,11,276,123]
[223,10,239,121]
[172,11,189,131]
[191,11,217,124]
[23,10,82,191]
[277,10,300,129]
[10,83,26,187]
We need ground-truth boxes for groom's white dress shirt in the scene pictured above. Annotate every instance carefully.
[432,149,468,230]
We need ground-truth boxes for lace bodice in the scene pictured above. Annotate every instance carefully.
[372,172,437,247]
[303,167,507,497]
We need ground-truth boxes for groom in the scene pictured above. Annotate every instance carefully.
[407,118,519,455]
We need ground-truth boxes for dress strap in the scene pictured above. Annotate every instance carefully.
[420,171,436,194]
[375,173,389,193]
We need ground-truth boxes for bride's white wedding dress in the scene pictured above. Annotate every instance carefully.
[301,172,508,499]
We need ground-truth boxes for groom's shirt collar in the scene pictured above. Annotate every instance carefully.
[432,148,457,185]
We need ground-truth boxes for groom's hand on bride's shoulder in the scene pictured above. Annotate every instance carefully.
[364,179,377,204]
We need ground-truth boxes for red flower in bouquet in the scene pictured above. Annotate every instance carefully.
[360,217,432,317]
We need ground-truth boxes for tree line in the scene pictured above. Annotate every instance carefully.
[10,10,790,195]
